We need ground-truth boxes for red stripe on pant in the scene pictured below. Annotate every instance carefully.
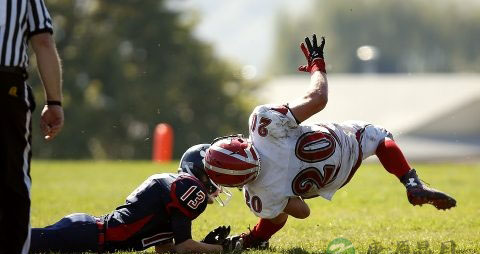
[96,219,105,252]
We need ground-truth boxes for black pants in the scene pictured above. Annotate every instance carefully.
[0,72,36,254]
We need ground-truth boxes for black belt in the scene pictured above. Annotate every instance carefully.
[0,66,28,80]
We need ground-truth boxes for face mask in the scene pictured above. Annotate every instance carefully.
[209,180,232,207]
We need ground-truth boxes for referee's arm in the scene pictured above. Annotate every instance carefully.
[31,33,62,105]
[31,32,63,140]
[31,32,64,140]
[25,0,64,140]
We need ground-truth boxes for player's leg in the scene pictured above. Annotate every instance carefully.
[374,136,411,178]
[356,122,456,210]
[348,121,410,177]
[235,197,309,250]
[376,138,456,209]
[30,213,100,253]
[236,213,288,250]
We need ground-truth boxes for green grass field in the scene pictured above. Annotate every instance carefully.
[31,161,480,254]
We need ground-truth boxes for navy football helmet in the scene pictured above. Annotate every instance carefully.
[178,144,232,206]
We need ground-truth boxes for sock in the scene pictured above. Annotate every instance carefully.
[250,218,287,241]
[375,138,411,179]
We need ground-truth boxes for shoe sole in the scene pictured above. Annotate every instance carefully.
[243,241,269,250]
[238,234,269,250]
[407,190,457,210]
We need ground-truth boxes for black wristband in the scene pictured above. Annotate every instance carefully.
[46,100,62,106]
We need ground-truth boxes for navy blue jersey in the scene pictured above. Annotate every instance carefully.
[102,173,208,251]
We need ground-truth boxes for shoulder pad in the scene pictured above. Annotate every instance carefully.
[249,104,299,140]
[167,175,208,220]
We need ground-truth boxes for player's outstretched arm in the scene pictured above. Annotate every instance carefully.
[171,216,231,254]
[175,225,233,254]
[155,243,174,253]
[289,34,328,123]
[174,239,223,254]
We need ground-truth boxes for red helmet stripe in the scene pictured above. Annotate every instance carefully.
[205,162,259,175]
[209,145,258,165]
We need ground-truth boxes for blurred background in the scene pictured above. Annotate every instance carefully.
[30,0,480,161]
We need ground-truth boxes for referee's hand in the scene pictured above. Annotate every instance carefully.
[40,105,64,141]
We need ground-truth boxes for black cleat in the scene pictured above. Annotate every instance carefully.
[400,169,456,210]
[231,231,269,250]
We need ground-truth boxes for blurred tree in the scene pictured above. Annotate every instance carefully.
[29,0,257,159]
[270,0,480,74]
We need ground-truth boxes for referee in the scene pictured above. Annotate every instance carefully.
[0,1,63,254]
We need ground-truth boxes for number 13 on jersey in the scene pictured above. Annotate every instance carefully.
[180,186,206,209]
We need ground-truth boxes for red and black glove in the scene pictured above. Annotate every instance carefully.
[298,34,326,74]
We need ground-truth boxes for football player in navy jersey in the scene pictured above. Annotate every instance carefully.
[30,144,237,253]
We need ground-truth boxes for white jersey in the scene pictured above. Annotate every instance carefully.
[244,104,373,219]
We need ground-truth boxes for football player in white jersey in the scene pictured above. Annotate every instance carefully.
[204,34,456,249]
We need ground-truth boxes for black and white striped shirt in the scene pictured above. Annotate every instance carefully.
[0,0,53,69]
